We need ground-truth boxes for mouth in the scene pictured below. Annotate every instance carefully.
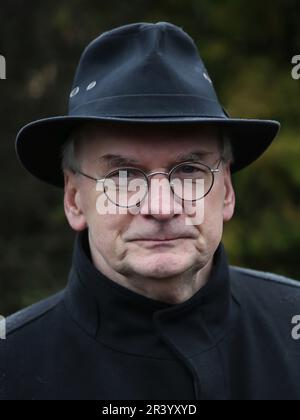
[129,237,192,246]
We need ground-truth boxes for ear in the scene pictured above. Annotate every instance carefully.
[64,171,87,231]
[223,165,235,223]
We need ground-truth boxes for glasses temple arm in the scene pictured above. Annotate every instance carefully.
[76,170,105,183]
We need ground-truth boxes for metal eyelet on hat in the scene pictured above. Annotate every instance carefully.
[203,72,213,85]
[70,87,80,98]
[86,81,97,91]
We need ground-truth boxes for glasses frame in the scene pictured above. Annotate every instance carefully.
[74,158,223,208]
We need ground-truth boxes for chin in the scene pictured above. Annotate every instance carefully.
[128,253,192,279]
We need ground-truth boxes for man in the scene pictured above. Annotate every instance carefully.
[1,22,300,400]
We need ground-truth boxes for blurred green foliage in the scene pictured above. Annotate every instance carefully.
[0,0,300,315]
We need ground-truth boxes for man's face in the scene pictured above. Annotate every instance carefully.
[64,122,235,289]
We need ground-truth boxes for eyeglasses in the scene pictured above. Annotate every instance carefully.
[74,158,223,208]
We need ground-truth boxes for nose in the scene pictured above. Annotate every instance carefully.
[138,173,183,221]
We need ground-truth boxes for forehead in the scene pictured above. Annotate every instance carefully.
[76,122,221,165]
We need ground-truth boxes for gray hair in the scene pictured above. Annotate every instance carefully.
[61,135,78,172]
[61,124,88,173]
[222,135,234,165]
[61,126,234,172]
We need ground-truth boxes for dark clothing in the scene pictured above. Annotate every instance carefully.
[1,230,300,400]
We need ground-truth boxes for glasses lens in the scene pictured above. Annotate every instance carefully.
[170,163,213,201]
[104,169,148,207]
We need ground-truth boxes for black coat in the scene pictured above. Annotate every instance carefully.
[1,230,300,400]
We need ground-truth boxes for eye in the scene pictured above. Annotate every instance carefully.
[172,164,209,181]
[177,164,205,175]
[180,165,199,173]
[107,168,146,181]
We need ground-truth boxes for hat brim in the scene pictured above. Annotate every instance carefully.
[16,115,280,187]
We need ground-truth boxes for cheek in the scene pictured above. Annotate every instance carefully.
[206,178,225,213]
[185,185,224,225]
[186,185,224,245]
[88,212,133,255]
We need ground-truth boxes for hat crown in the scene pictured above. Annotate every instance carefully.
[15,21,280,188]
[68,22,225,119]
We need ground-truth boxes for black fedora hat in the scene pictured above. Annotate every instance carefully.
[16,22,280,187]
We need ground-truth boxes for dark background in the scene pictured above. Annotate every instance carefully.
[0,0,300,316]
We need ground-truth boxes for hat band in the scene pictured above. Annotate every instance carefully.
[69,94,226,118]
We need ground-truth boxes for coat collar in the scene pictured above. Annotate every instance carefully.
[64,229,235,359]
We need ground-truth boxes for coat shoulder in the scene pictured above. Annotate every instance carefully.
[5,291,64,336]
[230,266,300,289]
[229,265,300,312]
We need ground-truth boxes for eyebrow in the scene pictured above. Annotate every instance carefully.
[96,150,215,169]
[174,150,215,163]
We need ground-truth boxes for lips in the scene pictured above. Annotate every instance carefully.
[129,238,188,248]
[125,230,198,242]
[130,236,191,241]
